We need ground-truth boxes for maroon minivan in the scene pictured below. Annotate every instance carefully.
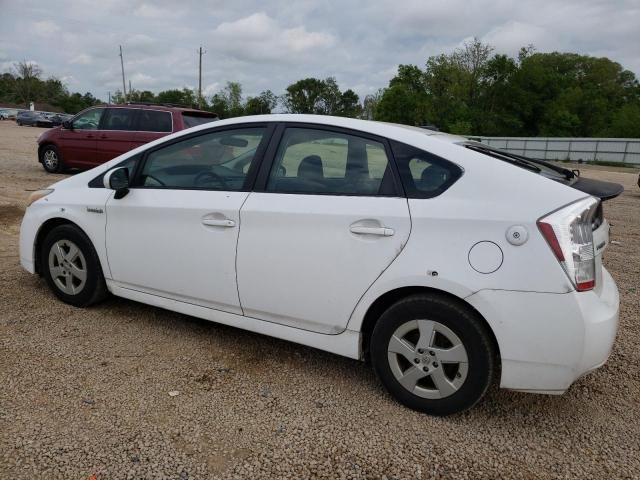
[37,104,218,173]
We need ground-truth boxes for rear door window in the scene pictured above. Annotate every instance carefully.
[136,110,173,132]
[101,108,137,131]
[266,127,397,196]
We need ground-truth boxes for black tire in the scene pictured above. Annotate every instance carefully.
[370,293,496,416]
[40,145,64,173]
[41,225,108,307]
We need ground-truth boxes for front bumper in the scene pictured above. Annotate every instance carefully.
[466,267,619,393]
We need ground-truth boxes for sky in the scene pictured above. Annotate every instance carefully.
[1,0,639,102]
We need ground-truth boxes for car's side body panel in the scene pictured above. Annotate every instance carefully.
[104,189,249,315]
[20,114,621,398]
[107,280,362,359]
[237,193,411,334]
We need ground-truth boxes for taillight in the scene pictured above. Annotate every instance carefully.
[537,197,599,292]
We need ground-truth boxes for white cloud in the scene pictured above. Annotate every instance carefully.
[70,54,93,65]
[1,0,638,102]
[31,20,60,37]
[211,12,336,63]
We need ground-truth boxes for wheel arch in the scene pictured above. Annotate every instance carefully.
[358,286,501,367]
[34,218,92,275]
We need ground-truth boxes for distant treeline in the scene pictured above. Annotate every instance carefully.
[2,39,639,137]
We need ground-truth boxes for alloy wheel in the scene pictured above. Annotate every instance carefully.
[387,319,469,399]
[48,239,87,295]
[43,149,59,170]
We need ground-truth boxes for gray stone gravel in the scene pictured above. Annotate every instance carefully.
[1,122,639,479]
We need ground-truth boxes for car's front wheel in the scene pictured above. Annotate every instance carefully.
[370,293,496,416]
[41,225,108,307]
[40,145,64,173]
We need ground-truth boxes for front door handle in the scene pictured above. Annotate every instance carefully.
[202,218,235,228]
[350,226,394,236]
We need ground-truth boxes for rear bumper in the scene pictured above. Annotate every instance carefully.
[466,267,619,393]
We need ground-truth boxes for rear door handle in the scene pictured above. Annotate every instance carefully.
[350,226,394,236]
[202,218,235,228]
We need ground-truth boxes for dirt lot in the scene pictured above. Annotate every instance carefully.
[1,121,639,479]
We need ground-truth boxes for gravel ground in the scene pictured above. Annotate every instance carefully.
[1,121,639,479]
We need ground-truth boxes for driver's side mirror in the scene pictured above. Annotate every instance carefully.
[103,167,130,199]
[62,120,73,130]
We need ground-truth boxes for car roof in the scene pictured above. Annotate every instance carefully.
[177,113,467,150]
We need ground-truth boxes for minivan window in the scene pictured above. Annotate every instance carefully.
[267,128,395,196]
[182,113,218,129]
[102,108,137,131]
[72,108,104,130]
[136,110,172,133]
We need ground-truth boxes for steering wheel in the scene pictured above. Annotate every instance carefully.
[194,170,228,188]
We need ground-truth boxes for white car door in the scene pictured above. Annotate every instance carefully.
[237,125,411,334]
[105,125,272,314]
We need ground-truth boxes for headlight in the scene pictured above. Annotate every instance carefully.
[27,189,54,207]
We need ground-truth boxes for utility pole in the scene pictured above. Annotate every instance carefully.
[198,46,206,109]
[129,80,132,99]
[119,45,127,103]
[108,91,111,104]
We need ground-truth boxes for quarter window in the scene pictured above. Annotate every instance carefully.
[136,110,172,132]
[267,128,395,196]
[72,108,103,130]
[139,128,266,190]
[391,141,463,198]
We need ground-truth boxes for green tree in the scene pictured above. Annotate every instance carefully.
[156,88,196,106]
[337,89,361,117]
[284,77,327,113]
[244,90,278,115]
[13,61,43,106]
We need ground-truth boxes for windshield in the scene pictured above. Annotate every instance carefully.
[461,141,576,182]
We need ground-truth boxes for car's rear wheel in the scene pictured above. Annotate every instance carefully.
[40,145,63,173]
[41,225,108,307]
[370,293,496,416]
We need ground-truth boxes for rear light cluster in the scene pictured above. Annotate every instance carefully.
[537,197,600,292]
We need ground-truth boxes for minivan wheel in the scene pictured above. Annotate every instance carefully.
[41,225,108,307]
[41,145,63,173]
[370,294,496,416]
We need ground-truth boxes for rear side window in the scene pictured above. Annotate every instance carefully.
[136,110,172,132]
[391,141,462,198]
[101,108,137,131]
[182,113,218,129]
[266,128,396,196]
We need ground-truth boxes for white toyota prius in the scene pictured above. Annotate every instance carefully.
[20,114,622,415]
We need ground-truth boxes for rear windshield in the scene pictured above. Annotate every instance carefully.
[462,142,576,183]
[182,113,218,129]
